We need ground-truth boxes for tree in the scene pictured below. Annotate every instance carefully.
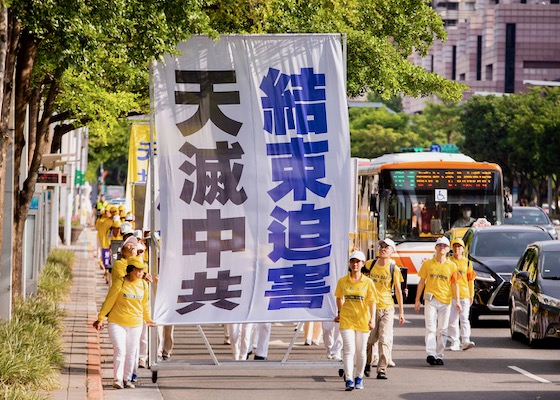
[349,107,423,158]
[0,1,466,301]
[411,101,463,146]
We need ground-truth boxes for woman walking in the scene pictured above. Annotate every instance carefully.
[93,255,155,389]
[334,250,377,391]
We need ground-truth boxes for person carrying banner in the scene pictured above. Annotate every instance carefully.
[93,256,155,389]
[334,250,377,391]
[414,237,461,366]
[363,238,405,380]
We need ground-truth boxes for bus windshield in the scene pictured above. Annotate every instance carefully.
[379,169,503,241]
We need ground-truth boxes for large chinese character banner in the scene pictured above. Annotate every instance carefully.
[153,34,350,324]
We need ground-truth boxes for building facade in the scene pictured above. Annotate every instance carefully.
[403,0,560,113]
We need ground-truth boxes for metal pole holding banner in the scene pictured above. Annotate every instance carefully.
[148,61,159,370]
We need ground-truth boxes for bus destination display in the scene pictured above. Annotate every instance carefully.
[390,170,494,190]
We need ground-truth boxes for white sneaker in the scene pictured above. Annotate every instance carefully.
[125,381,135,389]
[113,380,124,389]
[388,360,396,367]
[462,341,475,350]
[450,344,461,351]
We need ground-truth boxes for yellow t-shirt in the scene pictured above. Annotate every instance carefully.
[95,217,114,249]
[97,278,150,327]
[418,258,459,305]
[368,260,404,310]
[111,258,128,282]
[451,257,476,299]
[334,274,377,332]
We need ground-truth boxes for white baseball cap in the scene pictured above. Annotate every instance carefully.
[349,250,366,262]
[378,238,396,251]
[120,222,134,235]
[435,236,451,247]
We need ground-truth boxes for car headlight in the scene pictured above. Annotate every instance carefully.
[475,269,496,282]
[537,293,560,309]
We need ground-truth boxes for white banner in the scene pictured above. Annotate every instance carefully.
[153,35,350,324]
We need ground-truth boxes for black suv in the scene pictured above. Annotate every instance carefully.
[462,225,554,323]
[510,241,560,346]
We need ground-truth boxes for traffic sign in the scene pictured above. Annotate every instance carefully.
[430,143,442,152]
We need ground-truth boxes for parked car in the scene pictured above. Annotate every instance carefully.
[505,206,559,239]
[462,225,555,324]
[510,241,560,345]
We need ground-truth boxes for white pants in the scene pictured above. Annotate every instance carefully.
[158,325,175,357]
[252,323,271,358]
[322,320,342,357]
[138,323,148,362]
[340,329,369,381]
[424,298,451,359]
[227,323,254,360]
[108,322,143,383]
[446,298,472,346]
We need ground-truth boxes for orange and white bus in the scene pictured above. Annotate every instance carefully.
[353,152,506,298]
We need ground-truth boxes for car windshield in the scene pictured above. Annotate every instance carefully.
[505,208,549,225]
[541,251,560,279]
[470,231,551,258]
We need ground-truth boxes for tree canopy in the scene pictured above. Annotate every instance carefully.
[0,0,468,299]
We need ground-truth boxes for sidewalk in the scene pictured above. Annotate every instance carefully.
[51,227,103,400]
[51,227,161,400]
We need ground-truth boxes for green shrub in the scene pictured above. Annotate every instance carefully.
[0,385,47,400]
[45,248,75,269]
[37,262,72,302]
[0,318,63,390]
[0,248,75,397]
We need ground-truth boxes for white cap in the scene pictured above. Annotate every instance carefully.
[120,222,134,235]
[125,213,135,221]
[378,238,396,251]
[349,250,366,262]
[133,229,143,239]
[435,236,451,247]
[137,242,146,252]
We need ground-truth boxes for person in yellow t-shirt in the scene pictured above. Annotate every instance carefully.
[93,256,155,390]
[334,250,377,391]
[364,238,405,380]
[414,236,461,366]
[445,238,476,351]
[111,242,137,282]
[96,208,115,276]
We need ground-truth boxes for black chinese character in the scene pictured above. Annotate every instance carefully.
[182,209,245,268]
[175,70,242,136]
[176,270,242,314]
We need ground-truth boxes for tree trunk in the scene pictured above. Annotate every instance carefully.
[0,8,8,260]
[12,67,60,300]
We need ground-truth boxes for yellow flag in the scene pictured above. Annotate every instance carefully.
[125,124,156,213]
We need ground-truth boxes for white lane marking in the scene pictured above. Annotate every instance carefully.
[508,366,551,384]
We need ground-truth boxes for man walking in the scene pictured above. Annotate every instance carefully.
[363,238,405,379]
[414,237,461,366]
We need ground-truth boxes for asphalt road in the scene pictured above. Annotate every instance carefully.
[101,305,560,400]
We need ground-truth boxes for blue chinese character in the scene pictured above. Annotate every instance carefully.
[265,262,330,309]
[260,68,295,136]
[268,204,331,262]
[137,141,157,161]
[291,67,327,135]
[260,67,327,135]
[267,137,331,201]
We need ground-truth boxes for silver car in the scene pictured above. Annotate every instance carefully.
[505,206,559,240]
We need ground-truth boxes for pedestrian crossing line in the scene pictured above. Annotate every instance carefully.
[508,365,551,384]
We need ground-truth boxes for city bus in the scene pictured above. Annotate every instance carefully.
[353,152,506,299]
